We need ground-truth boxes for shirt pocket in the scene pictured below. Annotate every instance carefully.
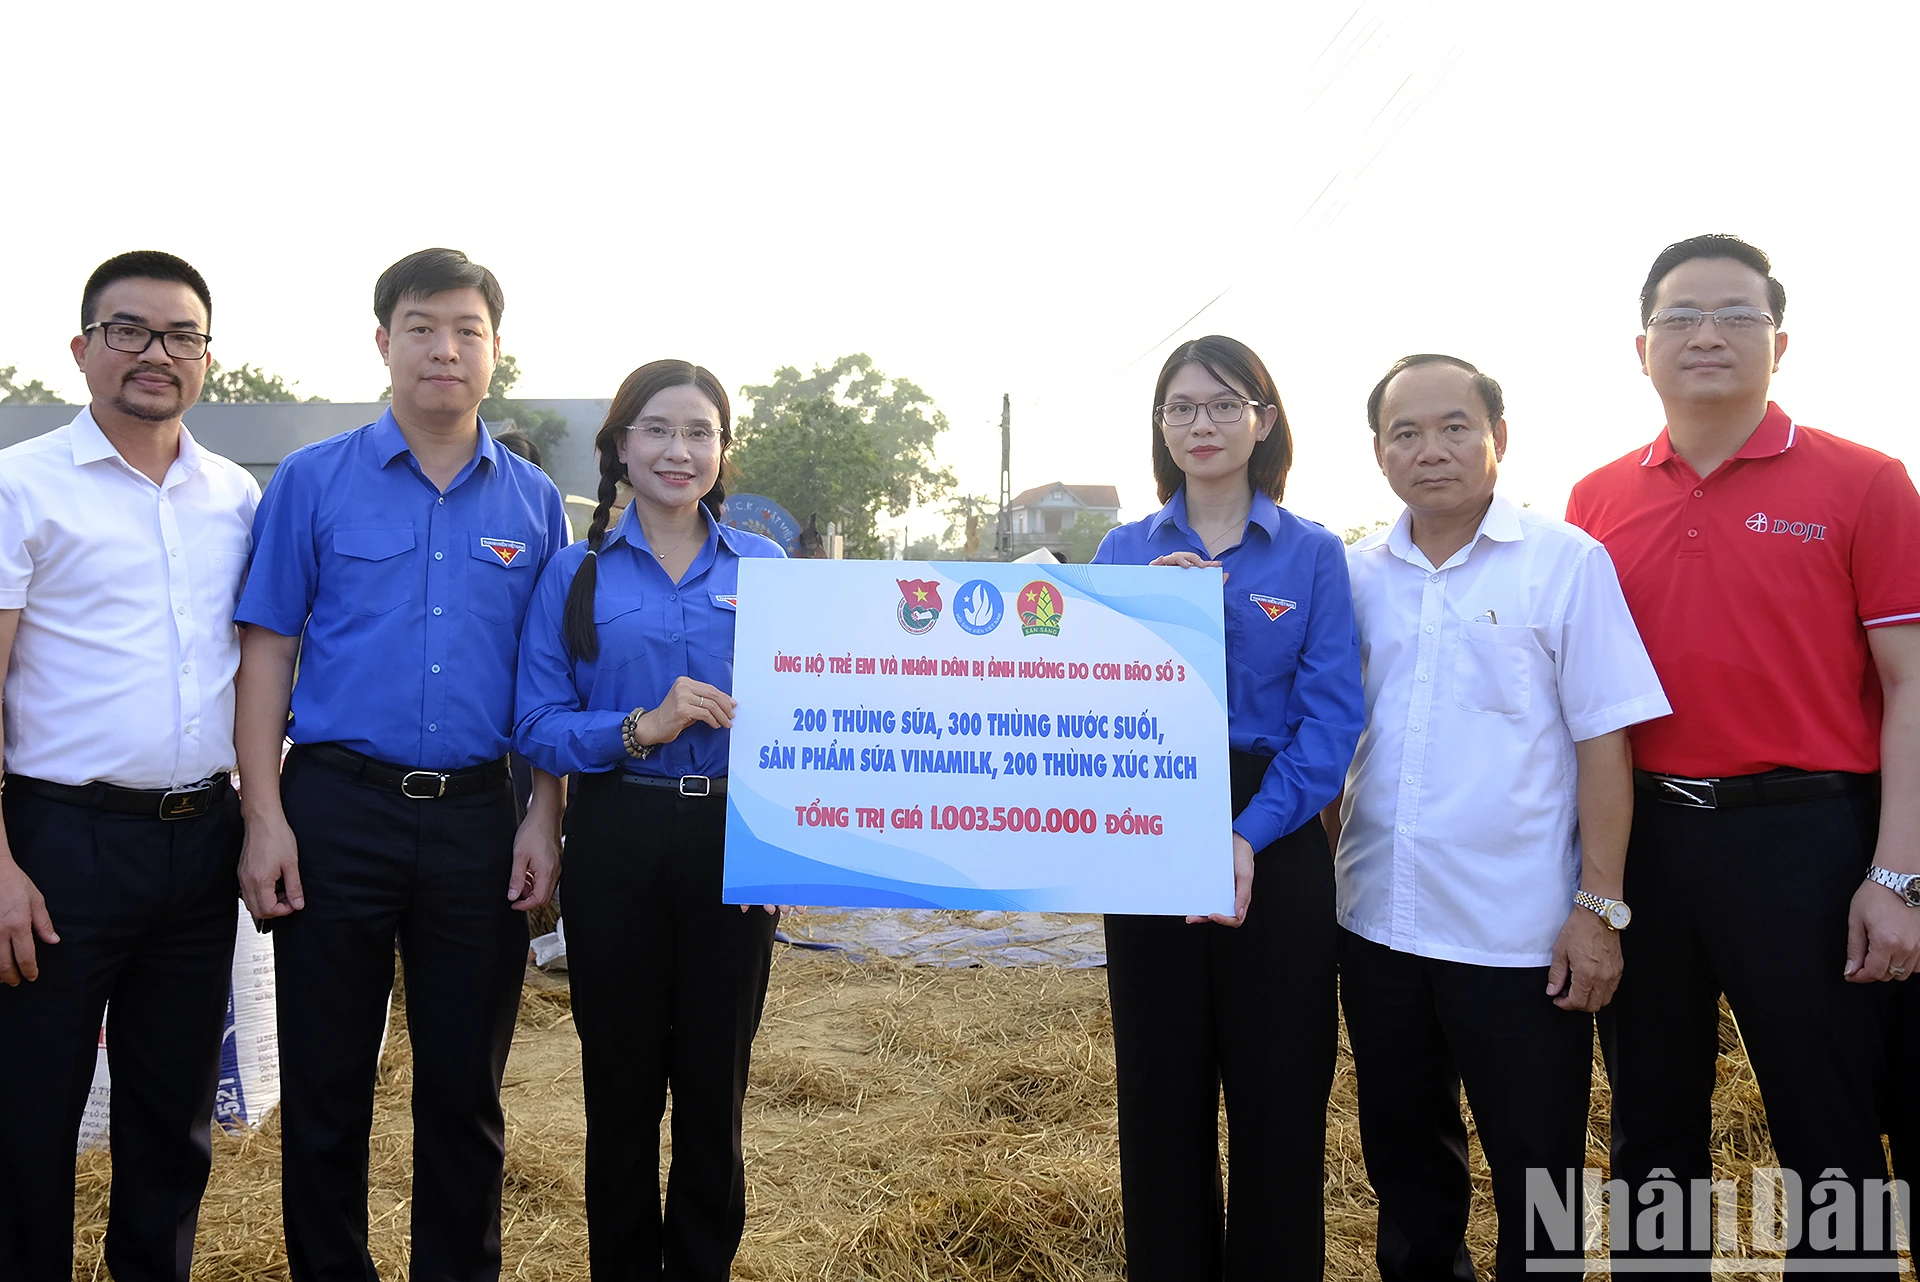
[329,524,416,616]
[591,593,648,669]
[1452,621,1534,716]
[467,535,536,626]
[203,545,250,604]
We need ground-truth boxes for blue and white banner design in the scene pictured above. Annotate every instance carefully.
[724,560,1232,915]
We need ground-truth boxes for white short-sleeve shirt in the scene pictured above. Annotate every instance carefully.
[0,408,260,789]
[1336,495,1671,966]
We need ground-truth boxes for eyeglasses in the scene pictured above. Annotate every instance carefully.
[1646,306,1775,334]
[1156,397,1267,428]
[84,322,211,360]
[627,423,720,446]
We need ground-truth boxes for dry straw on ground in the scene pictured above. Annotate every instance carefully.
[71,918,1866,1281]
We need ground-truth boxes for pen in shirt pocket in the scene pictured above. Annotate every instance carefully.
[1473,610,1498,624]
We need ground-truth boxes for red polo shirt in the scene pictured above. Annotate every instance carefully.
[1567,402,1920,777]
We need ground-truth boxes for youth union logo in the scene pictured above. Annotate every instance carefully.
[1018,580,1064,637]
[954,580,1004,635]
[896,578,943,635]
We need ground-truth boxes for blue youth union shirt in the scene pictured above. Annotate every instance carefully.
[235,410,570,770]
[1093,486,1364,853]
[514,502,785,780]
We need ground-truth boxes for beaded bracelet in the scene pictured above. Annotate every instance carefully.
[622,707,654,760]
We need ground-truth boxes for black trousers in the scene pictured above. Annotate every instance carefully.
[1886,978,1920,1190]
[1339,929,1592,1281]
[0,783,240,1282]
[562,773,778,1282]
[275,747,528,1282]
[1604,788,1894,1269]
[1103,752,1337,1282]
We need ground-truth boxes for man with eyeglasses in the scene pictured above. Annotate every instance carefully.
[1568,234,1920,1267]
[233,248,568,1281]
[0,251,258,1282]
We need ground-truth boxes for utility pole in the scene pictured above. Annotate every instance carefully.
[995,393,1011,560]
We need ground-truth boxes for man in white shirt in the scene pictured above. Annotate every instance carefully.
[0,252,260,1282]
[1329,354,1669,1278]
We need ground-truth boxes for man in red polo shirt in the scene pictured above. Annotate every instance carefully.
[1568,234,1920,1268]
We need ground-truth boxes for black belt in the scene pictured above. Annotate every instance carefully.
[616,771,726,798]
[4,771,231,820]
[294,743,510,800]
[1634,767,1877,810]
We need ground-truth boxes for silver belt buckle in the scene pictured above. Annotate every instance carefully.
[678,775,711,797]
[1656,775,1719,809]
[158,781,213,820]
[401,770,449,800]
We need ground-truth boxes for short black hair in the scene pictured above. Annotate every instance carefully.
[373,248,504,332]
[493,428,541,468]
[1640,234,1785,327]
[82,250,212,330]
[1367,354,1505,436]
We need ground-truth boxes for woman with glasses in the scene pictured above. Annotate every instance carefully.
[1091,335,1364,1279]
[514,360,782,1281]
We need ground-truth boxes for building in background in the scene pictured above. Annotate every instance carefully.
[1006,482,1121,561]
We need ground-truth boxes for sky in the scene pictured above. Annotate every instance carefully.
[4,0,1915,542]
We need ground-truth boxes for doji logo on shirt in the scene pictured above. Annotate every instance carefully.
[480,537,527,566]
[1018,580,1063,637]
[1745,512,1829,543]
[1249,593,1297,620]
[896,578,942,635]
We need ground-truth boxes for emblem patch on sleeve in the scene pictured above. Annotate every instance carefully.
[480,537,527,567]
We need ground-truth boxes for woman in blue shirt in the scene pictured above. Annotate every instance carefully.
[514,359,783,1282]
[1092,335,1364,1279]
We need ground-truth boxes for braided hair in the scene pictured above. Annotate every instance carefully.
[563,360,731,661]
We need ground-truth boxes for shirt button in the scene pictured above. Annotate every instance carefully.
[428,723,438,732]
[1396,825,1409,835]
[438,497,446,505]
[435,551,444,560]
[1688,529,1698,538]
[1693,489,1704,498]
[432,664,442,673]
[670,632,680,641]
[1410,724,1421,733]
[1417,671,1428,682]
[1428,574,1439,583]
[433,606,443,616]
[170,548,179,558]
[182,664,192,674]
[1423,624,1434,634]
[1404,775,1415,784]
[177,605,186,615]
[669,594,678,602]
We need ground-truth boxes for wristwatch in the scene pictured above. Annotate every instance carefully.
[1867,867,1920,908]
[1575,890,1632,931]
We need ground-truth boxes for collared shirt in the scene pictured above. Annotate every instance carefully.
[1337,495,1670,966]
[1567,403,1920,777]
[514,502,784,779]
[1093,487,1364,853]
[235,410,568,770]
[0,408,259,789]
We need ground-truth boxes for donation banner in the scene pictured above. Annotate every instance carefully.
[723,560,1232,915]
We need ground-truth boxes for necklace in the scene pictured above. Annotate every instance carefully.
[646,526,701,561]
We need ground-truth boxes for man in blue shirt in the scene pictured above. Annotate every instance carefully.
[233,249,569,1282]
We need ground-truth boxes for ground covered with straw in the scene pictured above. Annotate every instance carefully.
[71,919,1842,1280]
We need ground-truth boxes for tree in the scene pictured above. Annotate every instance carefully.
[942,494,995,559]
[1062,513,1118,564]
[0,367,67,404]
[1342,519,1390,546]
[479,353,568,469]
[198,360,325,403]
[730,354,955,559]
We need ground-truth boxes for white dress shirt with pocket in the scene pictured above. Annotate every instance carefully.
[0,408,260,789]
[1337,494,1670,966]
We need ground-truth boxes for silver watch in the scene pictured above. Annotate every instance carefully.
[1575,890,1632,931]
[1867,867,1920,908]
